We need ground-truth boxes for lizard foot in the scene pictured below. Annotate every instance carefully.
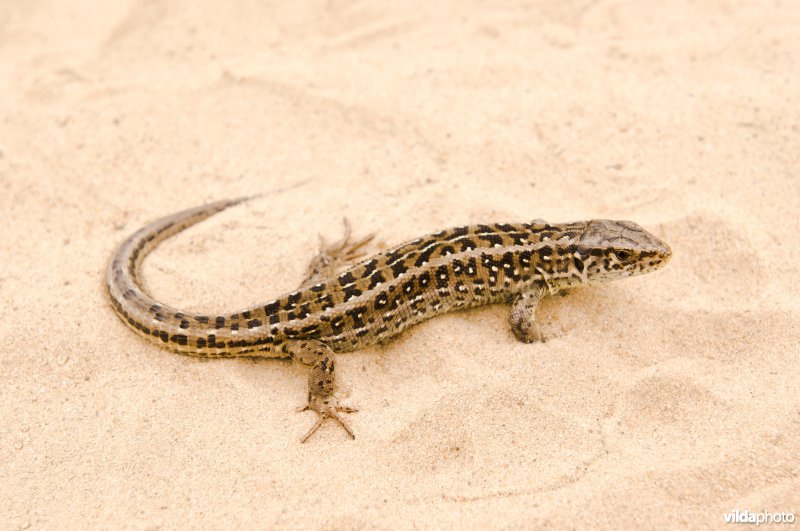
[302,218,375,285]
[298,396,358,443]
[512,320,547,343]
[324,217,375,263]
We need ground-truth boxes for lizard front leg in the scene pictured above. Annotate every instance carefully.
[282,339,357,442]
[508,285,548,343]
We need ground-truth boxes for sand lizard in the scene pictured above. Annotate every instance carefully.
[107,197,672,442]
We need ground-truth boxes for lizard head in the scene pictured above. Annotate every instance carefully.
[575,220,672,284]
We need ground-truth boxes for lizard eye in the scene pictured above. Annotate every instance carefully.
[614,250,631,261]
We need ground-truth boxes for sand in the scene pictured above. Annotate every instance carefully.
[2,1,799,528]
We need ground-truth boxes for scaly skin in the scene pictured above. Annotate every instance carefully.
[107,197,672,441]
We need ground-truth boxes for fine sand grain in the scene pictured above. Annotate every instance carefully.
[1,1,798,528]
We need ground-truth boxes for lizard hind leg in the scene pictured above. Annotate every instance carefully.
[282,339,358,443]
[508,286,548,343]
[300,218,375,286]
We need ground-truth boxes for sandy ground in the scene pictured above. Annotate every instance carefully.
[2,1,799,528]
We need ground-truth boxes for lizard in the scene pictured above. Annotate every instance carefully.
[106,197,672,442]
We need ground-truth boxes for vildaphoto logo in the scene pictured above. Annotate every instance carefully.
[724,509,795,525]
